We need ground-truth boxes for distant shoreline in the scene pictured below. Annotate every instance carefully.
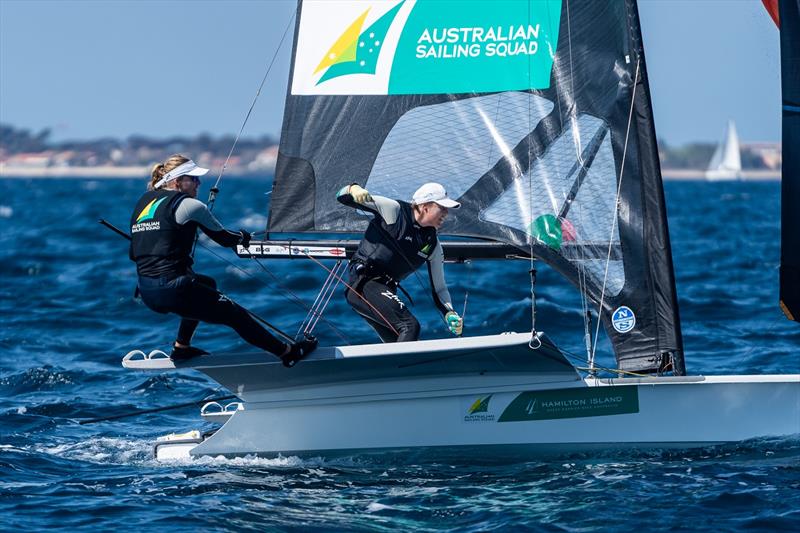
[0,165,780,181]
[0,165,272,178]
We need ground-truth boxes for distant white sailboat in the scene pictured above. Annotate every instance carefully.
[705,120,743,180]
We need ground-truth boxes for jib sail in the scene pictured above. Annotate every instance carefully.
[269,0,684,374]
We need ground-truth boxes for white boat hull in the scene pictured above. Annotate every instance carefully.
[120,333,800,460]
[186,374,799,459]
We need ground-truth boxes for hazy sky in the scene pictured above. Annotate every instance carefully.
[0,0,781,145]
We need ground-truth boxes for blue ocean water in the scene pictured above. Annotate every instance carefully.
[0,177,798,531]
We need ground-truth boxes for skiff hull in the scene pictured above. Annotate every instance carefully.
[122,333,800,460]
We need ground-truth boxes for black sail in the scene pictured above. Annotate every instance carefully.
[269,0,684,373]
[779,0,800,322]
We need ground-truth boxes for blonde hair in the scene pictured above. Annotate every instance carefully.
[148,154,191,191]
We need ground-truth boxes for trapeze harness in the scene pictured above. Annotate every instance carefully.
[343,199,450,342]
[129,190,286,355]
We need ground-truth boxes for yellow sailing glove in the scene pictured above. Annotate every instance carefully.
[445,311,463,336]
[349,184,373,204]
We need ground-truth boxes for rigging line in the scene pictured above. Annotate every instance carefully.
[571,204,594,365]
[196,242,351,344]
[526,1,538,345]
[591,58,641,365]
[557,346,651,378]
[207,5,298,212]
[306,265,343,335]
[78,393,237,425]
[566,0,575,123]
[461,260,471,321]
[299,260,344,338]
[298,260,338,336]
[298,259,341,337]
[295,251,401,337]
[241,254,352,345]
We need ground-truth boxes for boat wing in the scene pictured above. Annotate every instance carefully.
[122,332,580,398]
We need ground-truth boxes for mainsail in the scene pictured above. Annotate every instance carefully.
[269,0,684,374]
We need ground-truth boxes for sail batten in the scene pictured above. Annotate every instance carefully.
[270,0,683,373]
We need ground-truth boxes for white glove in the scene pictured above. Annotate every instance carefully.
[445,311,463,336]
[349,184,373,204]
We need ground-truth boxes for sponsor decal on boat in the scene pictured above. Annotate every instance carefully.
[611,306,636,333]
[292,0,562,95]
[498,387,639,422]
[463,394,495,423]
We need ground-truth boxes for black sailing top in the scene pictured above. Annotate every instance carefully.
[129,189,243,277]
[337,188,454,316]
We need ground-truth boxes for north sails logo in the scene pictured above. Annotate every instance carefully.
[314,0,405,85]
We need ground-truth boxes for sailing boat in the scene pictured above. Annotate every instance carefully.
[705,120,743,180]
[122,0,799,460]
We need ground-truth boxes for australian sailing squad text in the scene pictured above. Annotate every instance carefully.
[131,221,160,233]
[416,25,542,58]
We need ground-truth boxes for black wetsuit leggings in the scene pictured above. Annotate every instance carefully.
[345,277,420,343]
[138,273,286,355]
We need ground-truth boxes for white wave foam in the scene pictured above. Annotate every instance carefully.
[0,205,12,218]
[366,502,394,513]
[36,437,151,465]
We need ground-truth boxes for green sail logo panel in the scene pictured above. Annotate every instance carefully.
[389,0,561,94]
[498,386,639,422]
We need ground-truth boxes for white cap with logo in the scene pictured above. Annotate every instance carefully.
[411,182,460,209]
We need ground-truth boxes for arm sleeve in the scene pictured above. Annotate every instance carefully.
[175,198,242,248]
[427,243,454,316]
[336,185,400,224]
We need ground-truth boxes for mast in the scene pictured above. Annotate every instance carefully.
[777,0,800,321]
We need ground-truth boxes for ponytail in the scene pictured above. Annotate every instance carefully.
[149,163,166,191]
[146,154,190,190]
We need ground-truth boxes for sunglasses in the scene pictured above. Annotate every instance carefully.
[181,175,201,184]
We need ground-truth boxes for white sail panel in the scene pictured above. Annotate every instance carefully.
[481,113,624,295]
[365,92,553,200]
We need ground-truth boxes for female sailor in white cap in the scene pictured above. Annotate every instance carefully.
[130,154,316,365]
[337,181,464,342]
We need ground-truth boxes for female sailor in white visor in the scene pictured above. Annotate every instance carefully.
[337,182,464,342]
[130,154,316,365]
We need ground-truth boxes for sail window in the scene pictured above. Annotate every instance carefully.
[364,91,554,200]
[481,113,625,296]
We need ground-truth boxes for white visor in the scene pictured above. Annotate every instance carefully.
[154,160,209,189]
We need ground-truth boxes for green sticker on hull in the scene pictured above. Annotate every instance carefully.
[498,386,639,422]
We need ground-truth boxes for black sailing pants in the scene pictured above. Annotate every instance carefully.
[345,277,420,343]
[137,273,286,355]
